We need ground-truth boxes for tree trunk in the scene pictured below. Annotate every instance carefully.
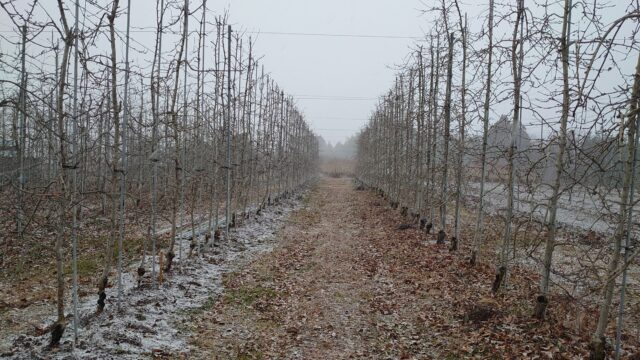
[97,0,123,313]
[165,0,188,272]
[452,7,467,251]
[534,0,571,320]
[494,0,524,294]
[470,0,493,266]
[438,30,454,244]
[51,0,74,346]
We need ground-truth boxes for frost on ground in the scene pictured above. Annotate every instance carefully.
[2,188,309,360]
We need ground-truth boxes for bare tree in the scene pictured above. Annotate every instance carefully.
[451,1,467,251]
[165,0,188,272]
[492,0,525,294]
[470,0,494,266]
[49,0,75,346]
[97,0,124,314]
[534,0,571,320]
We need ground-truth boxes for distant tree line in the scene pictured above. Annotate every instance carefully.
[318,135,357,160]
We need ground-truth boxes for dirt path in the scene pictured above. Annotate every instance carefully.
[188,177,632,359]
[190,177,448,359]
[191,178,392,358]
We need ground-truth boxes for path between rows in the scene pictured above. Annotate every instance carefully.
[187,177,608,359]
[189,177,454,359]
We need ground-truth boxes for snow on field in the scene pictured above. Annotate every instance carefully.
[3,189,309,359]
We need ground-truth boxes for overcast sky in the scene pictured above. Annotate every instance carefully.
[220,0,430,144]
[1,0,636,145]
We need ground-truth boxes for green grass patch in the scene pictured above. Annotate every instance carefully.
[224,285,277,307]
[64,257,100,277]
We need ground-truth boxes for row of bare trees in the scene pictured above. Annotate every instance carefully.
[356,0,640,358]
[0,0,318,347]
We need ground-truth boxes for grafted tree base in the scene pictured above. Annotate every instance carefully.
[165,251,175,272]
[49,321,65,348]
[137,266,146,287]
[533,294,548,320]
[491,266,506,293]
[436,230,446,244]
[189,241,196,257]
[589,336,606,360]
[96,276,108,313]
[449,236,458,251]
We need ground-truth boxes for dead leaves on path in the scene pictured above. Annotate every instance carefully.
[190,179,639,359]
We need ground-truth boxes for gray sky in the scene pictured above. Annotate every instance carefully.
[220,0,428,144]
[1,0,636,145]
